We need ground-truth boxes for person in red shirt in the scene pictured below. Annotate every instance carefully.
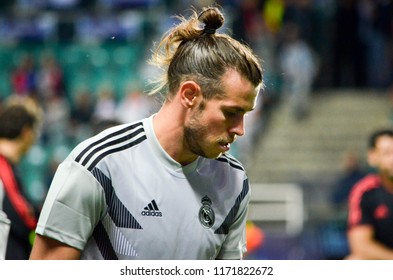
[347,129,393,259]
[0,96,43,259]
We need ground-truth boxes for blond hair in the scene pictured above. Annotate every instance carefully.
[148,6,263,100]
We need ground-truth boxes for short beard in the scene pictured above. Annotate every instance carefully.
[184,101,209,158]
[184,118,208,158]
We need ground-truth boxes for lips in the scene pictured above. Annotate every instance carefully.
[219,141,231,152]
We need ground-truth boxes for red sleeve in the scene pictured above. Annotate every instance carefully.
[0,156,37,230]
[348,174,380,227]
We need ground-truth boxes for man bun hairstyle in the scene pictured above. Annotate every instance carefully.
[199,7,224,35]
[148,6,263,100]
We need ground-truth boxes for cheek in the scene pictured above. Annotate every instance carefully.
[204,118,227,137]
[196,103,228,135]
[378,156,393,171]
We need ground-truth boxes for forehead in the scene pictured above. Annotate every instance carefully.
[375,135,393,149]
[216,69,259,111]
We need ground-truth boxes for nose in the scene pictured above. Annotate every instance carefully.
[229,115,245,136]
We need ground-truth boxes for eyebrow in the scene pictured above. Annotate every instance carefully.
[224,105,256,113]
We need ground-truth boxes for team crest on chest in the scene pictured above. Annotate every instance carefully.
[199,195,215,228]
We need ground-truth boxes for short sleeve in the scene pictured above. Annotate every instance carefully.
[35,161,106,250]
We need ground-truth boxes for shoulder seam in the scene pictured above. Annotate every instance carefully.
[75,122,146,171]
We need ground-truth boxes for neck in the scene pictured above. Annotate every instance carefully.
[153,101,197,166]
[380,173,393,193]
[0,140,21,164]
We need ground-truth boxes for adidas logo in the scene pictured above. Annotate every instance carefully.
[141,200,162,217]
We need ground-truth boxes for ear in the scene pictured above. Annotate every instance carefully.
[179,81,201,109]
[19,125,31,139]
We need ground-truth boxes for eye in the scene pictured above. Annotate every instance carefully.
[224,110,237,117]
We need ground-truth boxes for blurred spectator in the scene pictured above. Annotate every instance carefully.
[278,22,318,120]
[282,0,315,47]
[70,88,95,125]
[41,93,70,146]
[115,85,154,124]
[11,53,38,98]
[36,51,65,100]
[69,88,95,143]
[93,84,117,122]
[0,96,43,259]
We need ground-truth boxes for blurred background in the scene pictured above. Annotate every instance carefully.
[1,0,392,259]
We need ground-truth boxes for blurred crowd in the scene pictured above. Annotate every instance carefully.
[0,0,392,246]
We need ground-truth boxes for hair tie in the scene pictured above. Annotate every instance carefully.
[204,28,216,35]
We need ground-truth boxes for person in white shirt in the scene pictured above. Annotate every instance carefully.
[30,6,263,260]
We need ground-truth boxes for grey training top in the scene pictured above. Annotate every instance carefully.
[36,115,250,259]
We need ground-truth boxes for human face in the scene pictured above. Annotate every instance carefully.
[184,70,259,159]
[369,135,393,179]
